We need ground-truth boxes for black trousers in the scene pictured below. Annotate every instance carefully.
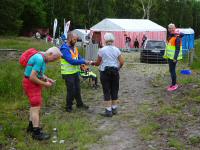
[62,73,83,108]
[168,59,177,86]
[100,67,119,101]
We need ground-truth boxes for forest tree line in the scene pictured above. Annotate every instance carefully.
[0,0,200,38]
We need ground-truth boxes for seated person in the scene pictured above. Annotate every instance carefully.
[79,64,98,88]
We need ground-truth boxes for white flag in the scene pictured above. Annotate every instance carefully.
[64,20,70,39]
[64,18,66,32]
[53,18,58,39]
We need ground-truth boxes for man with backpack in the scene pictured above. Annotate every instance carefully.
[21,46,62,140]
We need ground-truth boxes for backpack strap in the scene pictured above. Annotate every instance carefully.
[38,52,46,62]
[37,52,46,76]
[26,52,45,66]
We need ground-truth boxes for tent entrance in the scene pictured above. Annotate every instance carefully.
[92,32,101,45]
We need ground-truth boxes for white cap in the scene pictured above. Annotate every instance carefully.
[104,32,115,42]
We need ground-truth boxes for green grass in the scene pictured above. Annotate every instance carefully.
[12,114,102,150]
[0,61,24,100]
[136,39,200,149]
[191,38,200,69]
[189,136,200,145]
[0,36,53,51]
[168,138,185,150]
[139,122,160,140]
[158,105,181,116]
[0,37,101,150]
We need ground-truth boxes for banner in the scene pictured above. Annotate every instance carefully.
[53,18,58,39]
[64,20,70,39]
[64,18,66,33]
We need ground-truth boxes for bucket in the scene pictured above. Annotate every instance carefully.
[180,69,192,75]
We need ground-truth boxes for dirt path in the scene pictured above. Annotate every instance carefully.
[86,53,169,150]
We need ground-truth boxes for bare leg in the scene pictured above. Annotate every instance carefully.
[112,100,119,115]
[104,100,112,108]
[112,100,119,106]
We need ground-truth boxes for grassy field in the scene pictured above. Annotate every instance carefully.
[0,37,101,150]
[0,37,200,150]
[138,39,200,149]
[191,38,200,69]
[0,37,52,51]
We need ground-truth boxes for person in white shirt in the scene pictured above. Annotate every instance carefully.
[91,33,124,117]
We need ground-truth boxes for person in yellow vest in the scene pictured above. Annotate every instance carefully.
[60,32,90,112]
[164,23,184,91]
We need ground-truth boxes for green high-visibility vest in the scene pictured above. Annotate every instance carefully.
[80,71,97,78]
[163,36,183,60]
[60,47,80,75]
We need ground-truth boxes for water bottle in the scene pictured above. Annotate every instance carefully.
[52,128,58,143]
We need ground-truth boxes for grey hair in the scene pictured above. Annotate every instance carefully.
[46,46,62,56]
[104,32,115,43]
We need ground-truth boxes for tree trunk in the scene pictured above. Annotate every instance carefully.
[139,0,146,19]
[146,0,152,19]
[87,0,94,25]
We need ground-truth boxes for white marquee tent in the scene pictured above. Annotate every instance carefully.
[90,18,167,48]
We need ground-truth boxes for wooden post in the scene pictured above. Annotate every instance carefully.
[188,48,194,66]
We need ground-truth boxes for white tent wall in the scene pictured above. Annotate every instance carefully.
[72,29,90,42]
[90,18,167,49]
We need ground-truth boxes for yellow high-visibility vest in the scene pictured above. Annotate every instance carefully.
[164,36,182,60]
[60,47,80,74]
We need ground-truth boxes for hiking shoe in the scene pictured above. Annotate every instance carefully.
[112,108,118,115]
[32,128,50,141]
[101,109,113,117]
[66,107,73,112]
[26,121,33,133]
[77,104,89,110]
[93,84,100,89]
[167,84,178,91]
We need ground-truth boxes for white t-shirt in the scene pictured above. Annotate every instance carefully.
[98,45,121,71]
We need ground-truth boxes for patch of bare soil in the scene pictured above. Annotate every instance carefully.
[86,52,169,150]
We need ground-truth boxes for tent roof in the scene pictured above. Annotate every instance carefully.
[72,29,90,35]
[90,18,166,32]
[177,28,194,34]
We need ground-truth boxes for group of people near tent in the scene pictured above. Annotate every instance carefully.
[21,22,183,141]
[124,34,147,52]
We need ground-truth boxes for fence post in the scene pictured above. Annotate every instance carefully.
[188,48,194,66]
[84,43,98,60]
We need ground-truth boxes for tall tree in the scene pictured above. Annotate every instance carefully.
[192,0,200,37]
[114,0,142,18]
[0,0,24,35]
[1,0,200,37]
[138,0,154,19]
[20,0,47,34]
[150,0,168,27]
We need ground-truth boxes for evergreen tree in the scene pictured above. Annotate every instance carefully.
[0,0,24,35]
[20,0,47,34]
[0,0,200,37]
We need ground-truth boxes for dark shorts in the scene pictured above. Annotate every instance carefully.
[23,77,42,107]
[100,67,119,101]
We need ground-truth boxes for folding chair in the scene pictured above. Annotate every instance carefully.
[79,65,98,88]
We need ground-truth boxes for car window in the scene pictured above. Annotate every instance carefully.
[145,41,165,49]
